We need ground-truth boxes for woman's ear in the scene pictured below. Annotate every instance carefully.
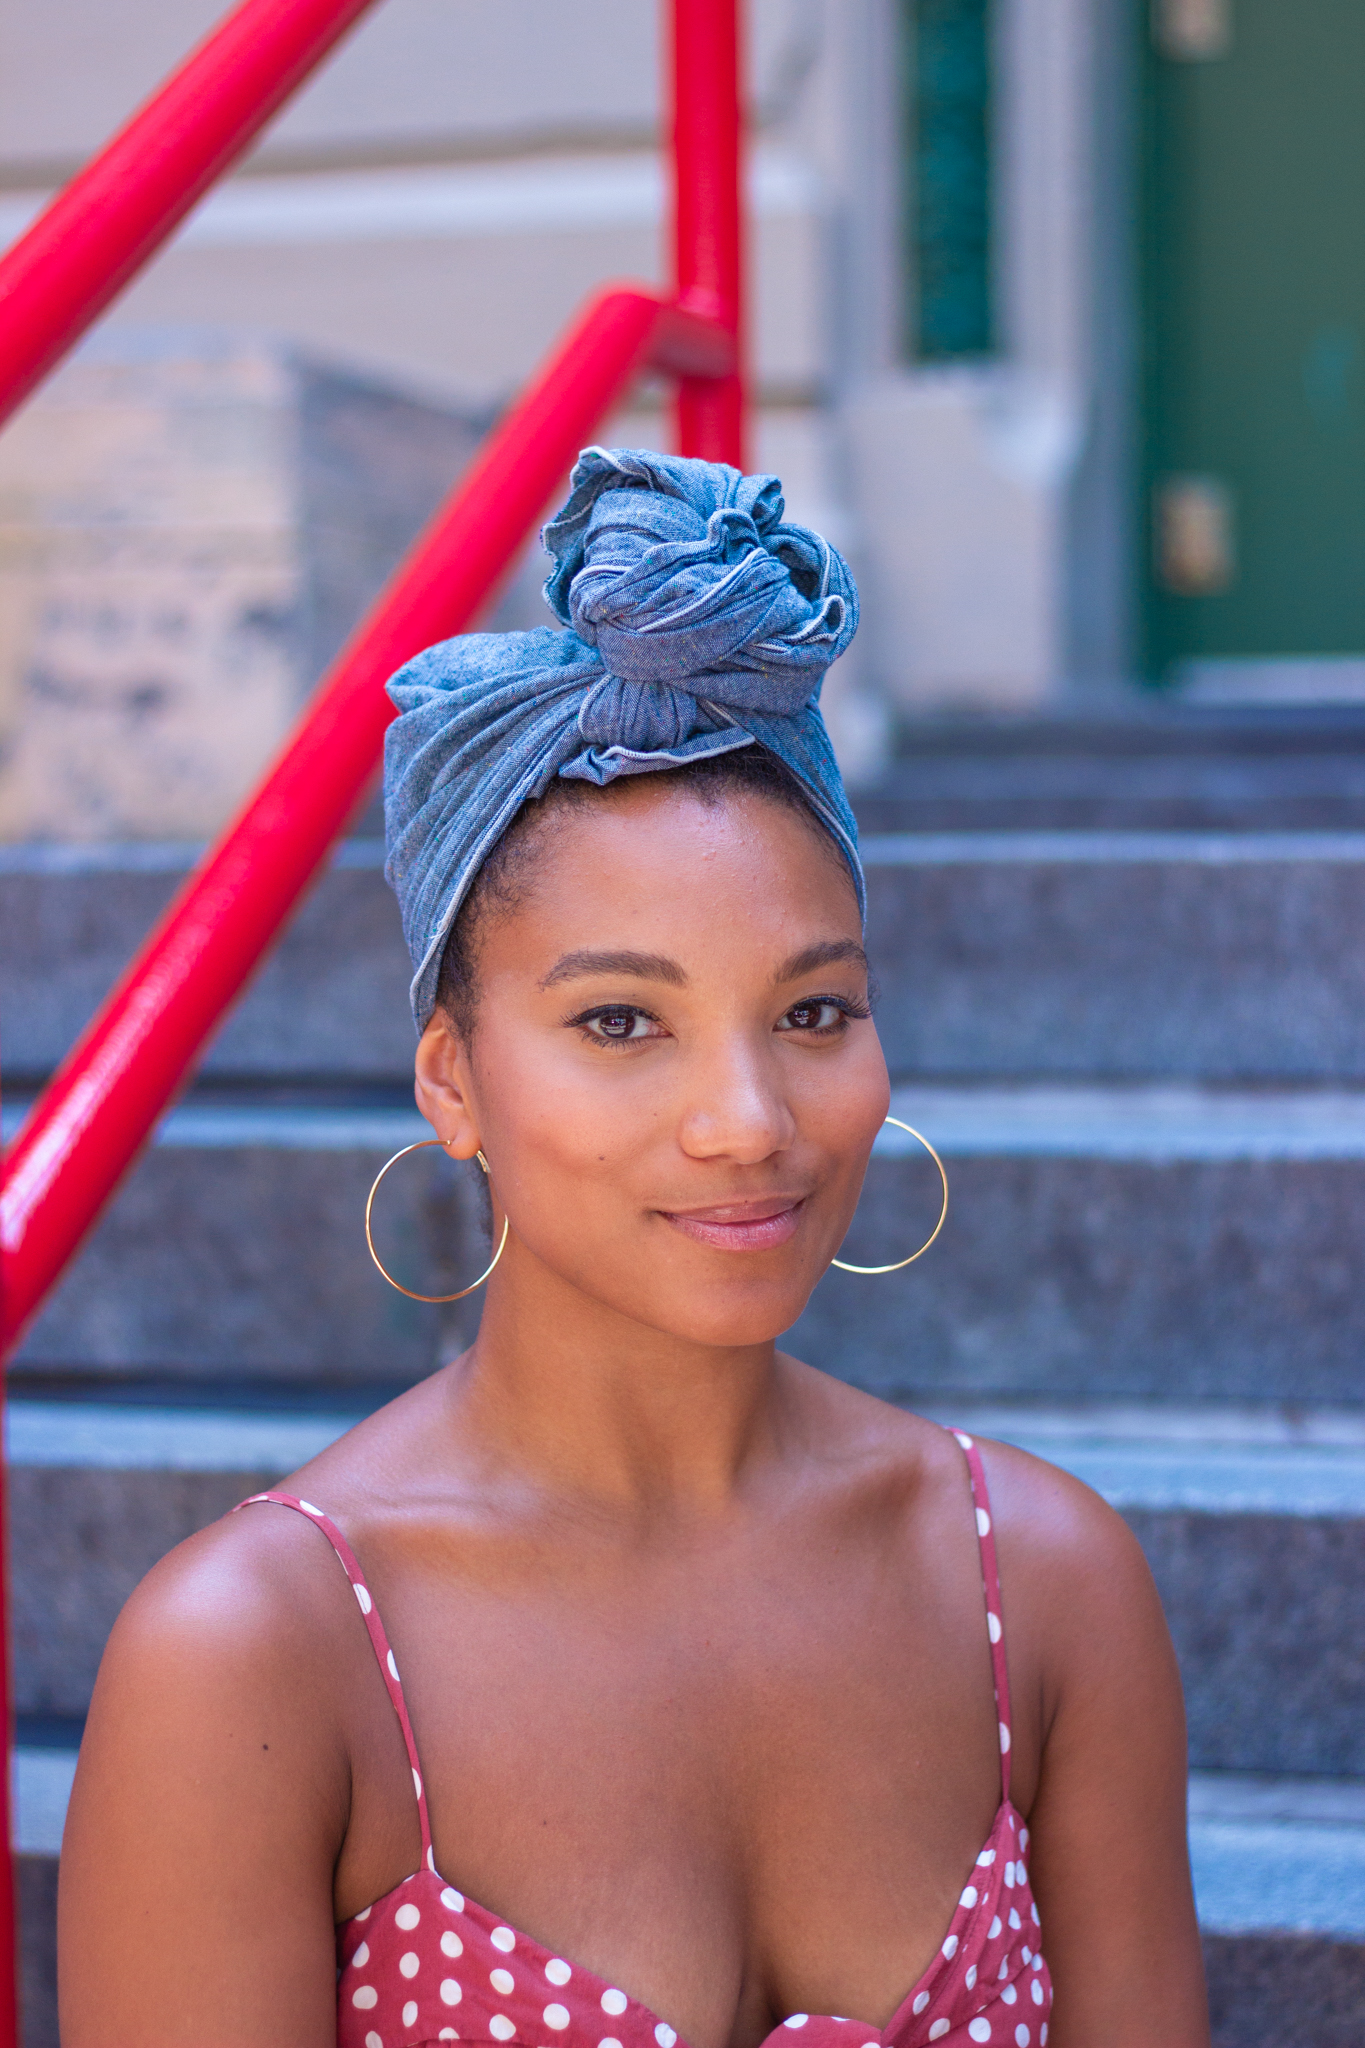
[414,1014,483,1158]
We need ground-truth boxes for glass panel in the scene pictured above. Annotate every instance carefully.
[902,0,995,361]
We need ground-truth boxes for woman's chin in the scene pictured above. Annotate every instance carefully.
[616,1274,820,1352]
[515,1219,836,1347]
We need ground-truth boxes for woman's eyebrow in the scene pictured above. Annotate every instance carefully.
[539,949,689,990]
[774,939,869,983]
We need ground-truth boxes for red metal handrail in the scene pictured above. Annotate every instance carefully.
[0,285,731,1352]
[673,0,745,466]
[0,0,385,433]
[0,4,743,2033]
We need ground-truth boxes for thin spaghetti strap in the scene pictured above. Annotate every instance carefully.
[947,1429,1013,1803]
[234,1491,436,1867]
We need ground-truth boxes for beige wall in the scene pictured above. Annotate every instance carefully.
[0,0,1116,771]
[0,2,827,405]
[0,2,662,176]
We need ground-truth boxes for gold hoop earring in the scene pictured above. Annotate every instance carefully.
[365,1139,508,1302]
[831,1116,948,1274]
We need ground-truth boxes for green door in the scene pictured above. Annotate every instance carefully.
[1141,0,1365,685]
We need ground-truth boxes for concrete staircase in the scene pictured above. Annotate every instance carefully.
[4,707,1365,2045]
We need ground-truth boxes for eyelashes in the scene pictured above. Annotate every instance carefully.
[564,1003,664,1045]
[775,994,871,1035]
[801,991,873,1022]
[562,993,871,1047]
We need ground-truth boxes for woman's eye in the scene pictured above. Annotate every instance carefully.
[778,998,849,1034]
[579,1007,661,1043]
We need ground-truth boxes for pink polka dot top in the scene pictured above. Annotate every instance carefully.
[237,1428,1052,2048]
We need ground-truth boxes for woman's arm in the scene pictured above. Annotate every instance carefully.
[987,1445,1211,2048]
[58,1511,359,2047]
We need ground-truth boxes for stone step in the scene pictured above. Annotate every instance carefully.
[6,1396,1361,1777]
[799,1079,1365,1405]
[1194,1775,1365,2044]
[12,829,1365,1085]
[862,706,1365,832]
[1188,1773,1365,1940]
[4,1102,462,1386]
[0,840,415,1089]
[862,829,1365,1081]
[11,1750,1364,2048]
[13,1088,1365,1403]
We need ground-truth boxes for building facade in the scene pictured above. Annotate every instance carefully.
[0,0,1360,829]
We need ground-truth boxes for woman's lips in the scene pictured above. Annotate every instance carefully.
[658,1198,803,1253]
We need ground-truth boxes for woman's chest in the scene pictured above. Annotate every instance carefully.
[334,1804,1050,2048]
[336,1555,1009,2046]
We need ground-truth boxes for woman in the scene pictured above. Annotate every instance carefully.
[59,450,1209,2047]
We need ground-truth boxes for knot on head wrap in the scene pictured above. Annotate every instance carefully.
[544,447,855,747]
[384,446,863,1030]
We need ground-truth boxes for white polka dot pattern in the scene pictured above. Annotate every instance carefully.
[242,1433,1053,2048]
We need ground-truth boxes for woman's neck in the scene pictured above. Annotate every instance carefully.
[441,1245,792,1518]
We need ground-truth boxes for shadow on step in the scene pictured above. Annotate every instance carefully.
[1205,1933,1365,2048]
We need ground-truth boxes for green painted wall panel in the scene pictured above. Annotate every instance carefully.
[903,0,995,360]
[1142,0,1365,676]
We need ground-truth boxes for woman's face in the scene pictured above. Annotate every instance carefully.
[415,781,889,1350]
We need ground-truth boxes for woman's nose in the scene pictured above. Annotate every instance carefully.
[675,1043,796,1163]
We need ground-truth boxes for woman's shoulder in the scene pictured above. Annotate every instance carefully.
[98,1377,457,1706]
[971,1431,1172,1690]
[61,1417,406,2045]
[785,1356,1154,1607]
[100,1467,364,1707]
[968,1429,1150,1571]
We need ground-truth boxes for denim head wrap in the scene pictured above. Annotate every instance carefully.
[384,446,863,1030]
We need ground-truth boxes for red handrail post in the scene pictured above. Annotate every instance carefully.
[671,0,746,468]
[0,7,384,2029]
[0,1219,13,2048]
[0,0,381,430]
[0,1561,14,2048]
